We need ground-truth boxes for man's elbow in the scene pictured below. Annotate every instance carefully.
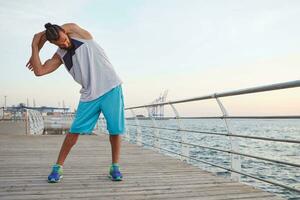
[34,70,44,77]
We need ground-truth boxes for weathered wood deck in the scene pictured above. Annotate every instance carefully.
[0,123,283,200]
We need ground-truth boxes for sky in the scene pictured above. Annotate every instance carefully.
[0,0,300,116]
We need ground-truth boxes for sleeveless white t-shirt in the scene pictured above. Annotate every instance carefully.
[56,37,123,102]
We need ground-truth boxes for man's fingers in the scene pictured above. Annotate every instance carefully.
[26,60,32,67]
[27,66,33,71]
[26,63,33,70]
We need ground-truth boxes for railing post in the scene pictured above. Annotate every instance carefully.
[214,94,241,182]
[124,119,130,141]
[25,109,29,135]
[0,107,3,121]
[169,103,189,162]
[130,109,142,146]
[146,107,160,152]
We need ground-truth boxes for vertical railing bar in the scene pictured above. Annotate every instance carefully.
[124,118,130,141]
[130,109,142,146]
[25,109,29,135]
[123,111,130,142]
[146,107,160,152]
[169,103,189,162]
[214,94,241,182]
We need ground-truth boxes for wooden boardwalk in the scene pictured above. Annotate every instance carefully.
[0,123,284,200]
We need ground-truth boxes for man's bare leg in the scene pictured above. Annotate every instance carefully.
[56,133,79,166]
[109,135,121,164]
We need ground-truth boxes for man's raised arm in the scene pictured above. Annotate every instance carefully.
[36,31,47,51]
[26,33,62,77]
[26,31,47,69]
[61,23,93,39]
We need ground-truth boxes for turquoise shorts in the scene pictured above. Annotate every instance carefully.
[69,85,125,135]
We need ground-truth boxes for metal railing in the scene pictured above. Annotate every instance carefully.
[26,109,44,135]
[43,114,74,134]
[41,113,105,135]
[23,109,107,135]
[124,80,300,193]
[0,107,3,120]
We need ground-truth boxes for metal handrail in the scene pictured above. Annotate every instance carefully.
[126,123,300,144]
[136,138,300,193]
[26,109,44,135]
[124,80,300,194]
[126,115,300,119]
[126,80,300,109]
[133,131,300,168]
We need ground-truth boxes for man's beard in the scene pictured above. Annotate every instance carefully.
[61,36,74,50]
[61,44,73,50]
[62,45,73,50]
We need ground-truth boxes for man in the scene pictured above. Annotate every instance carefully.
[26,23,125,182]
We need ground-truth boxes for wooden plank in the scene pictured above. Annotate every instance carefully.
[0,131,284,200]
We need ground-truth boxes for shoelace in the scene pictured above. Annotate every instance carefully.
[111,165,121,173]
[52,165,62,173]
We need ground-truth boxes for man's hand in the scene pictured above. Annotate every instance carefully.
[26,56,34,71]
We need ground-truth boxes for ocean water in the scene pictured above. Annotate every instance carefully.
[125,119,300,200]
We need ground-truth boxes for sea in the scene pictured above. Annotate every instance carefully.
[125,119,300,200]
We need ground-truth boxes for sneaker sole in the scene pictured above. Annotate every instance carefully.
[48,175,63,183]
[108,174,122,181]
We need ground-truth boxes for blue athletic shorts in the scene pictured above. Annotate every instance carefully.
[69,84,125,135]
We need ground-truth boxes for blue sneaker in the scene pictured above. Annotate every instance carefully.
[108,163,123,181]
[48,164,63,183]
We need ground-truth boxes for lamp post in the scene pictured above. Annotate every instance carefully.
[4,96,7,109]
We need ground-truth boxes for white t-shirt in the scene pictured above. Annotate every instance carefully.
[56,37,123,102]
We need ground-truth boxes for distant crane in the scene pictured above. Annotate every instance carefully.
[148,90,168,119]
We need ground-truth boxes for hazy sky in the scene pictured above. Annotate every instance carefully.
[0,0,299,116]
